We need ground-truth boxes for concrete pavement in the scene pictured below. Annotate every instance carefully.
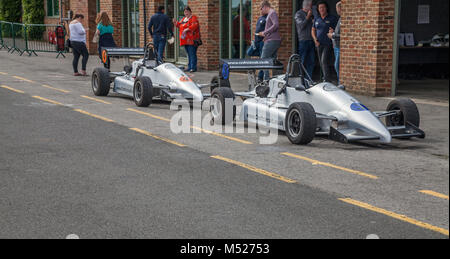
[0,50,448,238]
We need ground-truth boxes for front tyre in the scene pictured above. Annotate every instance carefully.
[285,102,316,145]
[385,98,420,140]
[210,87,236,125]
[133,77,153,107]
[92,67,111,96]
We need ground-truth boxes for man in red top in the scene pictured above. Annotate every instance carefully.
[174,6,200,72]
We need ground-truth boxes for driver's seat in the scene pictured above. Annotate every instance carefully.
[287,60,305,88]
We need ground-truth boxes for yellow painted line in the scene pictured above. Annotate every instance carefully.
[211,155,297,184]
[192,126,253,145]
[127,108,253,145]
[419,190,449,200]
[81,95,112,104]
[282,152,378,180]
[1,85,24,94]
[41,84,70,93]
[339,198,449,236]
[127,108,171,122]
[130,128,187,147]
[13,76,34,83]
[0,72,8,75]
[32,96,63,106]
[73,109,115,123]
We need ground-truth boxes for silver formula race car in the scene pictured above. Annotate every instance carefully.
[91,43,214,107]
[211,54,425,145]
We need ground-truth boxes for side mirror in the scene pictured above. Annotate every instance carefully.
[338,85,346,90]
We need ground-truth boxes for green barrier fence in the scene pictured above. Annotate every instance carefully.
[0,21,67,58]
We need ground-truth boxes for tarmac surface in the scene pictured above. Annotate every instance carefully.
[0,51,448,239]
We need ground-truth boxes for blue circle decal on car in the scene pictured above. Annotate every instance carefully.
[351,103,370,111]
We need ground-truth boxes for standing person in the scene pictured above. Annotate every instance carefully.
[254,11,268,81]
[148,5,174,62]
[311,1,338,82]
[295,0,315,79]
[257,1,281,80]
[69,14,89,76]
[328,1,342,83]
[95,12,116,62]
[174,6,200,73]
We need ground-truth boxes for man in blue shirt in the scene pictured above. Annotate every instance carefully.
[148,6,174,62]
[312,1,338,82]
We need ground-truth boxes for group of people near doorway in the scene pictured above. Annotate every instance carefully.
[67,5,201,76]
[67,0,341,83]
[246,0,341,83]
[296,0,341,83]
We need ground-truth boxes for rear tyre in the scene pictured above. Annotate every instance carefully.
[285,102,316,145]
[92,67,111,96]
[133,77,153,107]
[210,76,231,93]
[210,87,236,125]
[386,98,420,139]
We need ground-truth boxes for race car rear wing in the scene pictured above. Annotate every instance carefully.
[219,58,284,90]
[101,47,145,69]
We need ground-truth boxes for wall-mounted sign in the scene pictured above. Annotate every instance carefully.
[417,5,430,24]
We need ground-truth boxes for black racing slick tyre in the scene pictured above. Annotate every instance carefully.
[133,77,153,107]
[92,67,111,96]
[210,76,231,93]
[386,98,420,127]
[285,102,316,145]
[210,87,236,125]
[385,98,420,139]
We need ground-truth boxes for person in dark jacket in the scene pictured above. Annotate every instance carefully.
[253,11,267,81]
[295,0,315,79]
[148,6,174,62]
[328,1,342,83]
[95,12,117,63]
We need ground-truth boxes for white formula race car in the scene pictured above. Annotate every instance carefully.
[210,54,425,145]
[91,43,215,107]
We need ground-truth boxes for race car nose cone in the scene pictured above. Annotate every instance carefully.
[373,124,392,143]
[192,90,204,102]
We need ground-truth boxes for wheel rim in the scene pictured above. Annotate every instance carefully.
[210,94,222,119]
[212,78,219,88]
[288,109,301,138]
[92,73,98,92]
[388,106,404,126]
[134,81,143,102]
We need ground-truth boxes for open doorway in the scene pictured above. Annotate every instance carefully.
[394,0,449,100]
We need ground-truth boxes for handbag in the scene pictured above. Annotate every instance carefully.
[194,25,203,47]
[93,29,100,44]
[65,39,71,50]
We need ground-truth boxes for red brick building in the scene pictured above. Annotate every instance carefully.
[44,0,401,97]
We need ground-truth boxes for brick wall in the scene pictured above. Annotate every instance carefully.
[188,0,220,70]
[340,0,395,96]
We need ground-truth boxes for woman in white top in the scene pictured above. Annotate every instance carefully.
[69,14,89,76]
